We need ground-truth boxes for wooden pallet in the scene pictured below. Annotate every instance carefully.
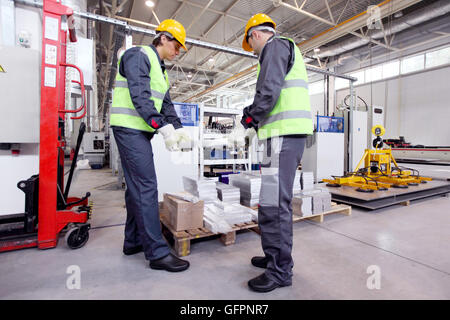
[160,202,351,257]
[293,202,352,223]
[160,215,257,257]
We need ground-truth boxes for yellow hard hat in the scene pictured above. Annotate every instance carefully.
[242,13,276,52]
[156,19,187,51]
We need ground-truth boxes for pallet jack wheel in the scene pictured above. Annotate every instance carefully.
[356,188,374,193]
[392,184,408,189]
[326,183,341,188]
[65,224,90,249]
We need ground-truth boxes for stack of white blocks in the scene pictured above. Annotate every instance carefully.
[293,171,302,194]
[300,171,315,191]
[229,173,261,207]
[216,182,240,204]
[182,176,218,203]
[293,186,332,217]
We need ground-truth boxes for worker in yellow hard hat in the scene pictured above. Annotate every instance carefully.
[229,13,313,293]
[110,19,191,272]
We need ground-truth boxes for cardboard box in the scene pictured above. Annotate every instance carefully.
[163,193,204,231]
[159,201,169,221]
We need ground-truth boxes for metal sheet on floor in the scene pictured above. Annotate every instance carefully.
[326,180,450,210]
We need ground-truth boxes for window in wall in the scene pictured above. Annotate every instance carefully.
[382,60,400,79]
[365,65,383,82]
[309,80,324,95]
[401,54,425,74]
[349,70,365,85]
[334,77,349,90]
[425,46,450,68]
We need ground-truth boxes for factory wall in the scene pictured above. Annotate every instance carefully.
[336,65,450,146]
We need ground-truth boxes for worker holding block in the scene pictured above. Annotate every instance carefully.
[228,13,313,293]
[110,19,191,272]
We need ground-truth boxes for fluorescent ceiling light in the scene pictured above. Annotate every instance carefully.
[145,1,155,8]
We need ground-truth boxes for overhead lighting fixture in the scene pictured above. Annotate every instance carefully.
[187,72,192,79]
[145,1,155,8]
[208,58,215,63]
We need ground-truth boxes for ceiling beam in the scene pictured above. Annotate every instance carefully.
[294,0,422,54]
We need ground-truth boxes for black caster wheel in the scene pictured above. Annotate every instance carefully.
[326,183,341,188]
[65,224,90,249]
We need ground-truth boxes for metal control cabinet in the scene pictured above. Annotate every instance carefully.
[0,47,40,143]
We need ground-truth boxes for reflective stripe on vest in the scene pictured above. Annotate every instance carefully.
[114,80,166,100]
[258,110,312,128]
[256,36,313,140]
[110,45,169,132]
[110,107,140,117]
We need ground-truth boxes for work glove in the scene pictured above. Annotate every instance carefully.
[175,127,193,151]
[158,124,179,151]
[227,123,246,147]
[227,123,257,148]
[246,127,257,143]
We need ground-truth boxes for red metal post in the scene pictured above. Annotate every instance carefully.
[38,0,77,249]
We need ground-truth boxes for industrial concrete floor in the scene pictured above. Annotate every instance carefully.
[1,167,449,300]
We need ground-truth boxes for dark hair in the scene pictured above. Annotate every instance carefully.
[246,22,276,42]
[152,34,163,47]
[152,32,183,49]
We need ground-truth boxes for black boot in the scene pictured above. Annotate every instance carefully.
[248,273,291,293]
[149,253,190,272]
[123,245,143,256]
[251,256,268,268]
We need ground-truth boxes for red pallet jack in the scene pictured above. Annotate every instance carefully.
[0,0,91,252]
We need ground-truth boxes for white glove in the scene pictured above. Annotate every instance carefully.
[246,127,257,144]
[227,123,246,147]
[175,127,193,151]
[158,124,179,151]
[227,123,256,148]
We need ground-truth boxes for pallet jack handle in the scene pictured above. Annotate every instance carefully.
[63,122,86,202]
[59,63,87,120]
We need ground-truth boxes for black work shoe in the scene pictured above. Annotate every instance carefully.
[123,245,143,256]
[149,253,190,272]
[248,273,291,293]
[251,256,268,269]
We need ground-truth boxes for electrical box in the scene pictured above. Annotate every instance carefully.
[368,105,384,148]
[82,132,105,166]
[83,132,105,153]
[302,131,345,183]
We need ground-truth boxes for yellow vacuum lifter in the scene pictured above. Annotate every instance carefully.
[323,125,432,192]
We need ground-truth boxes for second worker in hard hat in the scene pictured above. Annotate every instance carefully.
[110,19,192,272]
[229,13,313,292]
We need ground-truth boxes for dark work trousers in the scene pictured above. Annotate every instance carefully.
[112,126,170,261]
[258,135,306,285]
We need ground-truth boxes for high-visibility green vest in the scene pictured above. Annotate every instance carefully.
[256,36,313,140]
[110,46,170,132]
